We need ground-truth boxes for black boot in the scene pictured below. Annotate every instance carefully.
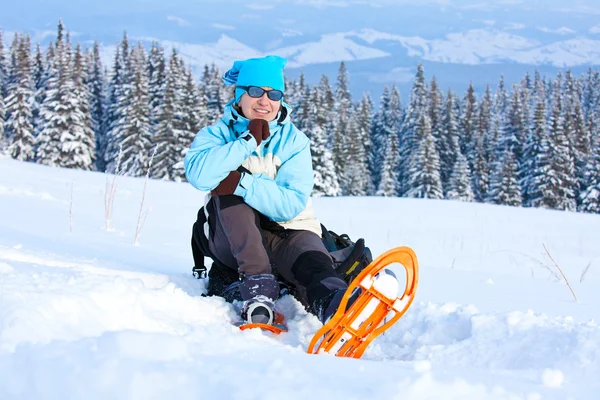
[312,287,362,324]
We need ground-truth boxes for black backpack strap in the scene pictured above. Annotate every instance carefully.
[191,204,214,279]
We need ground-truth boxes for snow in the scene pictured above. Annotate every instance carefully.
[1,156,600,399]
[351,28,600,67]
[274,33,390,67]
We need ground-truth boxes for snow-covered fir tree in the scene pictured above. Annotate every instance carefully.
[563,71,591,204]
[522,88,549,208]
[115,43,150,176]
[376,86,402,197]
[332,62,353,193]
[428,77,444,178]
[0,29,6,149]
[103,33,131,173]
[30,43,45,135]
[438,90,461,192]
[399,64,426,196]
[0,29,7,99]
[317,74,336,148]
[87,41,105,171]
[173,67,205,181]
[306,86,339,196]
[287,72,306,117]
[61,44,95,170]
[459,82,478,166]
[4,34,35,161]
[446,150,474,202]
[35,30,61,165]
[151,49,185,180]
[356,93,373,194]
[404,114,443,199]
[368,86,390,194]
[342,108,369,196]
[471,84,493,202]
[147,42,166,136]
[487,148,522,207]
[538,74,577,211]
[578,135,600,213]
[203,63,225,126]
[0,87,5,152]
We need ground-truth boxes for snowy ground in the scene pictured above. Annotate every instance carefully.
[0,156,599,399]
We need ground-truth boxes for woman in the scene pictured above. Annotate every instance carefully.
[184,55,349,325]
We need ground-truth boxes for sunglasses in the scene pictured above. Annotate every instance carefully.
[238,86,284,101]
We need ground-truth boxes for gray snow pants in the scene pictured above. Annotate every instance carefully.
[207,195,347,306]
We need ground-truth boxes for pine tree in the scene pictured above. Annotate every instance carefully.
[35,29,62,165]
[88,41,105,171]
[332,62,353,193]
[487,148,522,207]
[375,86,402,197]
[0,89,5,152]
[368,86,389,194]
[30,43,45,135]
[307,87,339,196]
[471,85,493,201]
[61,44,95,170]
[563,72,591,204]
[151,49,185,180]
[4,34,35,161]
[579,137,600,213]
[116,44,149,176]
[429,77,444,178]
[523,94,548,207]
[147,42,166,135]
[404,115,443,199]
[447,150,474,202]
[399,64,426,196]
[0,29,8,99]
[357,93,373,194]
[173,67,205,181]
[460,82,478,166]
[318,74,336,148]
[288,72,306,117]
[343,108,369,196]
[103,33,131,173]
[204,63,224,125]
[439,90,461,192]
[535,74,577,211]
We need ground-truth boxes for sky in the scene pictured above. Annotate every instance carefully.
[2,0,600,100]
[0,156,599,398]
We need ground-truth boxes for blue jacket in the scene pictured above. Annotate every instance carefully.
[184,100,314,223]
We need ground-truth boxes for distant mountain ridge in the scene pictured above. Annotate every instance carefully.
[2,0,600,97]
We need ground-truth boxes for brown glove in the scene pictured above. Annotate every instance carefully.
[212,171,241,196]
[248,119,270,146]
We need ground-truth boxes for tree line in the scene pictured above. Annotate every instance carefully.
[1,21,599,214]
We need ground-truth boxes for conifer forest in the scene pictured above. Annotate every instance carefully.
[1,21,599,214]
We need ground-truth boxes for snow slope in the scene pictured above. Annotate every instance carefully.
[1,156,599,399]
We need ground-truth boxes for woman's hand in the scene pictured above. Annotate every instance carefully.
[248,119,270,146]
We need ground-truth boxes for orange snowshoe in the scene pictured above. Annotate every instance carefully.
[307,246,419,358]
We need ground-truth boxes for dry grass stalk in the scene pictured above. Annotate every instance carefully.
[543,244,578,302]
[104,146,124,231]
[69,182,74,233]
[580,262,592,283]
[133,146,157,245]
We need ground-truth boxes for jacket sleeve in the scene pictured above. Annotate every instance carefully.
[233,131,314,222]
[184,123,257,192]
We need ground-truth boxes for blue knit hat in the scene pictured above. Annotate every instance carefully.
[222,55,287,104]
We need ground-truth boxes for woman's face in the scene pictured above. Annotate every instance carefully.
[238,86,281,122]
